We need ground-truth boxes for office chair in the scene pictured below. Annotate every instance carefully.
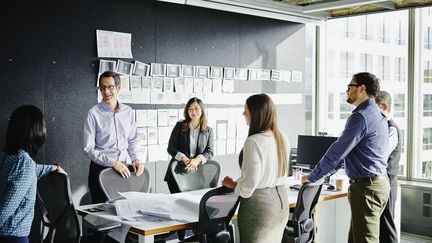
[181,186,240,243]
[99,165,173,243]
[99,165,150,201]
[282,182,323,243]
[171,160,221,192]
[36,173,117,243]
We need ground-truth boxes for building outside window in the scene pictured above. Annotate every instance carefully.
[425,60,432,83]
[424,94,432,116]
[322,10,408,177]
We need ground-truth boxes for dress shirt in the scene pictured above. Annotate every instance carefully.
[0,150,53,236]
[174,123,206,163]
[308,99,388,182]
[235,131,290,198]
[83,101,140,167]
[386,122,398,158]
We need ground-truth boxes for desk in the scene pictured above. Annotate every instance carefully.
[76,183,349,243]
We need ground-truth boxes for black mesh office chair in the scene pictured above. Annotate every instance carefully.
[171,160,220,192]
[99,165,150,201]
[282,182,323,243]
[181,186,240,243]
[99,165,172,243]
[36,173,117,243]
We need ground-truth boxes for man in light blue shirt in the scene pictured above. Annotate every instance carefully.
[83,71,144,203]
[304,72,390,243]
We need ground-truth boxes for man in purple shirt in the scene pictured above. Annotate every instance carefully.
[304,72,390,243]
[83,71,144,203]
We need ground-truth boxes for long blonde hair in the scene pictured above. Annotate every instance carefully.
[239,93,288,177]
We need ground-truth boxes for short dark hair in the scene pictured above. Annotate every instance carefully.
[375,91,392,112]
[352,72,380,97]
[4,105,47,156]
[99,71,120,86]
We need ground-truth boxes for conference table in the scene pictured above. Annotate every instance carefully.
[76,178,350,243]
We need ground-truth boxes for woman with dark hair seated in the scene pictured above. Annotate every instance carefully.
[0,105,66,243]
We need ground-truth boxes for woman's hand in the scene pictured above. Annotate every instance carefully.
[53,164,67,174]
[186,158,201,172]
[222,176,237,189]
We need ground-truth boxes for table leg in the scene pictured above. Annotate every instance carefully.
[137,234,154,243]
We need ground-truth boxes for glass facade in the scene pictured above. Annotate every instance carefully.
[321,10,409,177]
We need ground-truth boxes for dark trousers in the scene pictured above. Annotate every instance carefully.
[379,179,398,243]
[0,236,29,243]
[88,161,109,204]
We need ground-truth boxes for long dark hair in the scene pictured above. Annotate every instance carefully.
[4,105,47,156]
[238,94,288,177]
[181,97,208,133]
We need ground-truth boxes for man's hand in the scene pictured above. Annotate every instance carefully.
[132,160,144,176]
[222,176,237,189]
[301,175,309,184]
[186,158,201,172]
[112,161,131,178]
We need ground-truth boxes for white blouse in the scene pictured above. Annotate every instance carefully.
[234,131,290,198]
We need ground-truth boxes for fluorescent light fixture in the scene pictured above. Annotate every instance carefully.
[157,0,327,23]
[302,0,388,13]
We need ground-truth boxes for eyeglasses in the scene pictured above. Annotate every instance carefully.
[347,84,361,90]
[98,85,117,91]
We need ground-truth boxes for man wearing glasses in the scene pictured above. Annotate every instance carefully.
[83,70,144,203]
[304,72,390,243]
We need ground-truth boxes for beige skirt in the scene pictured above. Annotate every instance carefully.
[238,185,289,243]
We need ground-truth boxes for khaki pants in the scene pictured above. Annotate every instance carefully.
[348,178,390,243]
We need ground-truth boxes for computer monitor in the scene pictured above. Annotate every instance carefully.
[295,135,338,169]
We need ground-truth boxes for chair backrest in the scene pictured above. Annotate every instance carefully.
[99,165,150,201]
[291,182,323,243]
[170,160,220,192]
[197,186,240,241]
[36,173,80,243]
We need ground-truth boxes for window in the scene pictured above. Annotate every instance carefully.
[378,16,391,43]
[321,10,408,178]
[340,51,355,78]
[394,18,407,45]
[394,93,406,118]
[394,57,406,82]
[360,53,373,72]
[425,26,432,50]
[360,16,373,41]
[423,128,432,150]
[377,55,390,81]
[328,92,334,119]
[422,160,432,179]
[425,60,432,83]
[339,93,352,119]
[424,95,432,116]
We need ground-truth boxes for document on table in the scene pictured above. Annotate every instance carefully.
[113,192,200,222]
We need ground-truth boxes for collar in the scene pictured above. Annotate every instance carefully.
[100,100,122,112]
[352,98,375,113]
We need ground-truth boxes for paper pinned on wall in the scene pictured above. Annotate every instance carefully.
[96,30,133,58]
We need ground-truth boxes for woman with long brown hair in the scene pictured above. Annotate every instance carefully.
[222,93,290,242]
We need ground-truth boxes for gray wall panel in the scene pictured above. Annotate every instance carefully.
[1,0,309,205]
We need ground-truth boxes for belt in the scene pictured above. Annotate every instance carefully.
[349,175,387,184]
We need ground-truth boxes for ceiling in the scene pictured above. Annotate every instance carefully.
[157,0,432,23]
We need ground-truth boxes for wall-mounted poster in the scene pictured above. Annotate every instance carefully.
[99,59,117,73]
[116,60,133,75]
[167,64,181,77]
[151,63,167,77]
[133,61,150,76]
[235,68,248,80]
[196,66,210,79]
[224,67,235,80]
[182,65,195,78]
[210,66,223,79]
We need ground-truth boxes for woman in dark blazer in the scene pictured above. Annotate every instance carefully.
[165,97,215,193]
